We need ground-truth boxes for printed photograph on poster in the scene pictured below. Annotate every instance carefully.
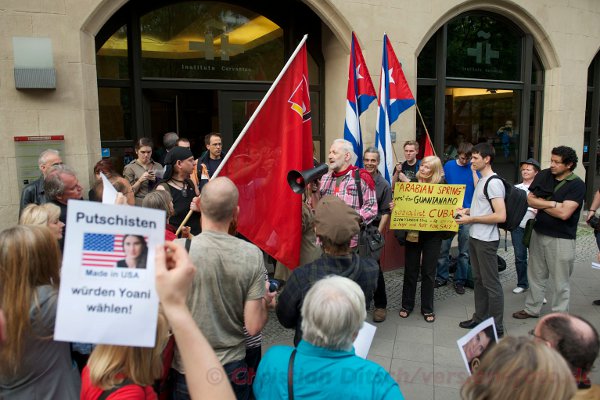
[456,317,499,375]
[54,200,165,347]
[83,233,149,270]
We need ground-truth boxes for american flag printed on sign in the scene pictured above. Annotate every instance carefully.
[82,233,125,267]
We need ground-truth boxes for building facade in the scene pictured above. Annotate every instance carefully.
[1,0,599,228]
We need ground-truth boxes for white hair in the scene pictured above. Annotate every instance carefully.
[301,275,366,351]
[332,138,358,165]
[38,149,60,167]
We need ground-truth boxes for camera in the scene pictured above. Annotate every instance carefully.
[589,215,600,231]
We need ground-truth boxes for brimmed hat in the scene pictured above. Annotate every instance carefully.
[520,158,541,171]
[163,146,194,181]
[314,195,360,245]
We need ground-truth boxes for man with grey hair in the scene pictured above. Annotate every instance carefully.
[44,164,83,225]
[276,195,378,345]
[319,138,377,250]
[19,149,62,214]
[155,131,180,165]
[171,177,275,400]
[256,276,403,399]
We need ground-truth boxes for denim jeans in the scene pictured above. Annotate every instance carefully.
[436,224,470,284]
[171,358,250,400]
[511,226,529,289]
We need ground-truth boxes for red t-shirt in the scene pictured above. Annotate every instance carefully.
[80,366,158,400]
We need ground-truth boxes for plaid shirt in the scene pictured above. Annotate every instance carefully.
[319,170,378,247]
[275,253,379,345]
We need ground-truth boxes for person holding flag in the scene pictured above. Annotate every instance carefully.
[374,34,416,184]
[344,32,377,167]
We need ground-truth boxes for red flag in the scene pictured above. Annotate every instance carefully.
[214,37,313,268]
[423,131,435,158]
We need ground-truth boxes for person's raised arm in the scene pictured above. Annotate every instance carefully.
[155,242,235,400]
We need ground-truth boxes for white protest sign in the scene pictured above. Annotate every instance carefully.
[353,321,377,359]
[100,172,118,204]
[456,317,498,375]
[54,200,165,347]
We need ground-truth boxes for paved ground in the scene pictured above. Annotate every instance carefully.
[262,226,600,399]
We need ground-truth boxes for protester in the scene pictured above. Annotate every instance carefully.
[44,164,84,225]
[587,189,600,304]
[456,143,506,336]
[19,202,65,240]
[19,149,62,214]
[461,336,576,400]
[176,137,200,188]
[531,312,600,398]
[170,177,274,400]
[319,138,377,249]
[198,132,225,191]
[511,158,540,294]
[393,140,420,183]
[91,159,134,205]
[158,146,201,236]
[513,146,585,318]
[116,235,148,269]
[363,147,392,322]
[80,314,169,399]
[276,195,378,344]
[0,225,80,399]
[142,190,181,241]
[255,276,403,399]
[436,142,479,293]
[397,156,450,323]
[155,242,235,400]
[124,138,162,206]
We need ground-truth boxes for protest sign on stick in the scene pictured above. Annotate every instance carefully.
[390,182,465,232]
[54,200,165,347]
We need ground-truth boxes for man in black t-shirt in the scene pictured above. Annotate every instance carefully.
[513,146,586,319]
[392,140,421,184]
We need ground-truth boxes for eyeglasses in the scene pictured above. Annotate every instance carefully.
[528,329,550,343]
[210,143,222,147]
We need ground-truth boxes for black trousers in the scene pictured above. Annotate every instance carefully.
[373,259,387,308]
[402,231,443,314]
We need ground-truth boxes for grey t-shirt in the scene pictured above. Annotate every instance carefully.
[0,285,80,399]
[173,231,266,371]
[469,174,505,242]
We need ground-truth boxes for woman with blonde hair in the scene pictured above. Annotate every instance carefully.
[0,225,80,398]
[398,155,451,323]
[81,313,169,399]
[461,336,576,400]
[19,202,65,240]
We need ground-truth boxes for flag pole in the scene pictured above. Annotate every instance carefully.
[416,104,437,157]
[176,34,309,235]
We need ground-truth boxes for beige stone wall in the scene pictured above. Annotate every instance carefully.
[0,0,599,229]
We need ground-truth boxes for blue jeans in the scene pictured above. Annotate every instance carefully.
[171,359,250,400]
[437,224,470,284]
[511,226,529,289]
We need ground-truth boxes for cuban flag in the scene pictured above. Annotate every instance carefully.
[375,34,416,183]
[344,32,376,167]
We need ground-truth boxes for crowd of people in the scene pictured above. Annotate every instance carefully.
[0,130,598,400]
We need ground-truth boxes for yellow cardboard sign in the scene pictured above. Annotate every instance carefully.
[390,182,466,232]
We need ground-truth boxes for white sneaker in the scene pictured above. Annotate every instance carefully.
[543,298,548,304]
[513,287,526,294]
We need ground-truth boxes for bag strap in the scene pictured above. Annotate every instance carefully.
[185,238,191,252]
[354,169,364,209]
[483,175,503,212]
[98,379,136,400]
[287,349,297,400]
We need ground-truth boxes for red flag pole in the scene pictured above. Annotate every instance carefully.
[416,104,436,157]
[176,35,309,235]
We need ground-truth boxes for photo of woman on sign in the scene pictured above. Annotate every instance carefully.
[116,235,148,269]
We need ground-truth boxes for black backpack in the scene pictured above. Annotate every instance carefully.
[483,175,528,232]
